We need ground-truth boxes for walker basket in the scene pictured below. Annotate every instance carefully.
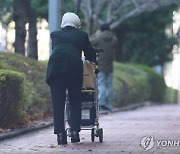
[81,90,96,126]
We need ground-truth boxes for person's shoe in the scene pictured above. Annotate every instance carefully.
[57,132,67,145]
[71,130,80,143]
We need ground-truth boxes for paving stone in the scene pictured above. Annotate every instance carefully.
[0,104,180,153]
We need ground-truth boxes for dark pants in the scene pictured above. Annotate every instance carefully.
[49,74,82,134]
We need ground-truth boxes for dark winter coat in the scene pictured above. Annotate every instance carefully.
[46,26,96,85]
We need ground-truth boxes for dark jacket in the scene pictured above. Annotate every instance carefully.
[46,26,96,85]
[91,30,118,74]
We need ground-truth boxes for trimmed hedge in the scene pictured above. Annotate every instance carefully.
[164,87,178,103]
[134,64,166,102]
[0,52,51,128]
[113,62,150,107]
[0,69,25,127]
[113,62,166,107]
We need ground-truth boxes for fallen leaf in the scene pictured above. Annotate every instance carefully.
[28,70,32,74]
[49,144,56,148]
[23,62,29,66]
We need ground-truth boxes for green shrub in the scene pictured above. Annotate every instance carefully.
[0,69,25,127]
[164,87,178,103]
[134,64,166,102]
[0,53,52,126]
[113,62,166,107]
[113,62,151,107]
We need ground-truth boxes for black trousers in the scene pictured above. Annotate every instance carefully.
[49,74,82,134]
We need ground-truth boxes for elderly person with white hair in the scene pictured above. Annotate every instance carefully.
[46,12,96,145]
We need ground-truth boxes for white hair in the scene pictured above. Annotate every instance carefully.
[61,12,81,29]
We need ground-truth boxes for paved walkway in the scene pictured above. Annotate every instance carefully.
[0,104,180,154]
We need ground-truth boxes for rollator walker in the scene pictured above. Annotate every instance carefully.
[65,50,103,142]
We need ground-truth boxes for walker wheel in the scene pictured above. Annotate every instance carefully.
[91,128,95,142]
[98,128,103,142]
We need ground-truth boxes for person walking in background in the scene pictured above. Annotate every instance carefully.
[46,12,96,145]
[91,24,118,112]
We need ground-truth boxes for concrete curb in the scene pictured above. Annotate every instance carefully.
[0,102,150,142]
[0,120,53,141]
[113,102,150,112]
[100,101,151,114]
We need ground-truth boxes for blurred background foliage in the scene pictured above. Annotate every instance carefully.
[0,0,179,129]
[115,5,178,68]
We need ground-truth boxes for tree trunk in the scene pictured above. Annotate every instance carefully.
[13,0,27,55]
[27,17,38,60]
[26,0,38,60]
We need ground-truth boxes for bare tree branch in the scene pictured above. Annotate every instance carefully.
[73,0,82,15]
[94,0,107,18]
[106,0,131,24]
[131,0,139,8]
[77,0,180,32]
[110,0,180,30]
[113,1,132,17]
[106,1,113,22]
[80,0,91,25]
